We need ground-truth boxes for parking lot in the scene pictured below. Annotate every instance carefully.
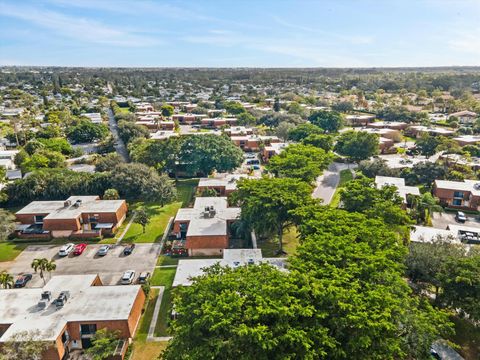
[431,212,480,230]
[1,243,161,287]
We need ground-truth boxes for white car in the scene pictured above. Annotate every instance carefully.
[58,243,75,257]
[121,270,136,285]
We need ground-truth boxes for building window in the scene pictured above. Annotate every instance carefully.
[34,215,44,224]
[452,199,462,206]
[80,324,97,335]
[453,191,464,199]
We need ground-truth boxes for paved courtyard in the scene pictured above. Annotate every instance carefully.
[0,243,161,287]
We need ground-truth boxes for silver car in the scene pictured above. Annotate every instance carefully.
[58,243,75,257]
[121,270,136,285]
[97,245,110,256]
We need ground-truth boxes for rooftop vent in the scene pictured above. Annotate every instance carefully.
[41,290,52,301]
[474,183,480,190]
[64,200,71,208]
[73,199,82,208]
[55,291,70,308]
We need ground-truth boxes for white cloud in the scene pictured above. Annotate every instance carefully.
[0,2,161,47]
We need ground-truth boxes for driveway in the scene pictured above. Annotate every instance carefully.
[106,108,130,162]
[313,162,355,204]
[1,243,161,287]
[431,211,480,230]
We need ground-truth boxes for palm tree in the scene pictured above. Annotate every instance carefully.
[0,270,14,289]
[31,258,56,285]
[408,193,443,225]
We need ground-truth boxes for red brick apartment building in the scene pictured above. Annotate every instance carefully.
[15,196,128,239]
[0,275,145,360]
[433,180,480,211]
[172,197,241,256]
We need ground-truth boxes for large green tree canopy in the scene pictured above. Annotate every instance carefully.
[266,144,332,184]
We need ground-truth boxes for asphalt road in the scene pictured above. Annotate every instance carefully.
[1,243,161,286]
[107,108,130,162]
[312,162,355,204]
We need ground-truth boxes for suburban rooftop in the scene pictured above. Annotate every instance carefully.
[0,275,141,342]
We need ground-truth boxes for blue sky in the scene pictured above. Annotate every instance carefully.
[0,0,479,67]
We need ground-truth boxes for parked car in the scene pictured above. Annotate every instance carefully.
[138,272,151,284]
[121,270,136,285]
[73,243,87,256]
[58,243,75,257]
[455,211,467,223]
[97,245,110,256]
[123,243,136,256]
[14,273,32,288]
[244,153,257,159]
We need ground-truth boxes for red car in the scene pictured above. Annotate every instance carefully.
[73,243,87,256]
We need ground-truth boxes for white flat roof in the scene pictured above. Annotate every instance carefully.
[410,226,457,244]
[173,249,287,286]
[0,275,141,342]
[175,197,240,237]
[16,196,125,219]
[435,179,480,196]
[375,176,420,202]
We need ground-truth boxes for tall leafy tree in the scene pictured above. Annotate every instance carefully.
[135,208,150,233]
[177,134,244,176]
[287,123,323,142]
[231,177,315,254]
[334,130,379,162]
[266,144,332,184]
[110,163,176,204]
[290,206,452,359]
[0,330,49,360]
[438,253,480,321]
[308,110,343,133]
[0,209,16,241]
[163,264,331,360]
[86,328,120,360]
[415,134,441,157]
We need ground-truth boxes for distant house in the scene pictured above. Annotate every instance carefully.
[0,149,19,170]
[344,114,376,127]
[367,121,408,130]
[449,110,477,124]
[263,142,288,161]
[172,113,206,124]
[433,179,480,211]
[453,135,480,147]
[230,135,280,152]
[172,197,241,256]
[406,125,455,138]
[173,249,287,286]
[81,112,103,124]
[0,274,144,360]
[411,224,480,245]
[197,174,258,196]
[15,196,128,239]
[375,176,420,206]
[200,117,238,128]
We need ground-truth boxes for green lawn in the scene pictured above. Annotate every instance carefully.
[135,288,159,342]
[257,227,299,257]
[0,242,26,262]
[157,255,179,266]
[120,179,198,244]
[122,202,182,243]
[151,267,177,287]
[330,169,354,208]
[151,267,177,337]
[131,289,169,360]
[176,178,198,206]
